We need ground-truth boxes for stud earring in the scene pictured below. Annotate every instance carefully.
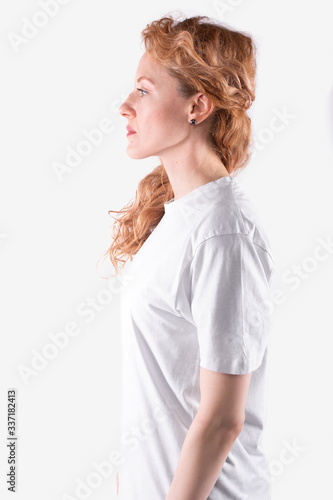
[190,119,196,125]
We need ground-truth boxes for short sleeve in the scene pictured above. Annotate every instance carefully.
[189,233,274,374]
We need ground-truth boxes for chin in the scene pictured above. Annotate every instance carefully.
[126,146,154,160]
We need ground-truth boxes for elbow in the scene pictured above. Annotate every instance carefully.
[215,419,244,446]
[195,411,245,438]
[217,417,244,438]
[228,419,244,437]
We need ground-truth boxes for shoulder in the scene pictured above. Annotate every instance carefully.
[186,178,274,263]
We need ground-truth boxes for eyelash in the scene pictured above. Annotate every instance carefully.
[137,88,148,97]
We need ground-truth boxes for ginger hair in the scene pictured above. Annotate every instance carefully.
[98,13,257,277]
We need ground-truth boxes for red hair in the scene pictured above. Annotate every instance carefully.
[99,13,257,277]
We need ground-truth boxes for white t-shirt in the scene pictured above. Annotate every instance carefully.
[116,175,275,499]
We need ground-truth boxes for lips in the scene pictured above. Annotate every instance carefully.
[126,125,136,135]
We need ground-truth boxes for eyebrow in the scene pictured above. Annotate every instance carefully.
[137,76,156,86]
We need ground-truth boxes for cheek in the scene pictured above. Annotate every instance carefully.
[137,98,186,141]
[139,107,170,138]
[153,103,185,132]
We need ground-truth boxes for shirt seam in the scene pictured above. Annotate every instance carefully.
[177,232,272,288]
[229,180,247,234]
[240,232,248,368]
[229,180,275,264]
[175,232,274,327]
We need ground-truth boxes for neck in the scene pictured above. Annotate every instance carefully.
[159,141,230,202]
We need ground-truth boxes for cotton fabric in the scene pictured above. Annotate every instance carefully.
[116,175,275,499]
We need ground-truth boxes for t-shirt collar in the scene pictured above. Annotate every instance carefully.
[163,175,233,213]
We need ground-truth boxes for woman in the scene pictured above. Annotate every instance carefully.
[103,13,275,500]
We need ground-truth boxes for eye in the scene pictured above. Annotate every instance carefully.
[137,88,148,97]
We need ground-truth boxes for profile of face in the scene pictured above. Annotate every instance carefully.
[118,52,200,160]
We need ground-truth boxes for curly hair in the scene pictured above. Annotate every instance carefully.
[98,12,257,278]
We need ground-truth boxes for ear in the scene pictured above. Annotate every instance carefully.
[189,92,215,124]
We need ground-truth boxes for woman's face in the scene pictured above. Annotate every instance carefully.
[119,52,192,160]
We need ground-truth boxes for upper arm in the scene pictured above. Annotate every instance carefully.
[188,234,273,375]
[195,366,252,432]
[185,234,271,431]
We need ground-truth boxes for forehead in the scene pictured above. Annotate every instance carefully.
[134,52,168,84]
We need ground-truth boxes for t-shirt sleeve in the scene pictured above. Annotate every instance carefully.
[188,233,274,374]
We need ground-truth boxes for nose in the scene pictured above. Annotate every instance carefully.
[118,95,136,119]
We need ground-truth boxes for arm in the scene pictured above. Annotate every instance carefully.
[165,366,252,500]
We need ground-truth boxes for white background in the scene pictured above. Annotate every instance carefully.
[1,0,332,499]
